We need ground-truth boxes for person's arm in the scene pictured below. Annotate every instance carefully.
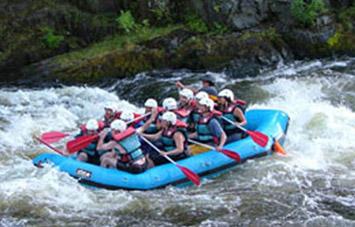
[208,119,227,151]
[234,108,247,126]
[188,132,197,139]
[97,130,116,151]
[139,130,163,141]
[138,107,158,133]
[166,132,185,156]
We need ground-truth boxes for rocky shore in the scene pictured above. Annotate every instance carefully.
[0,0,354,85]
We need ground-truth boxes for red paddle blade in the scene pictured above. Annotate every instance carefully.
[247,130,269,147]
[40,131,69,143]
[66,135,98,154]
[176,164,200,186]
[221,149,241,163]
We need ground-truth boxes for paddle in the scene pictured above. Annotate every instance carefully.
[221,116,269,147]
[66,112,154,154]
[40,131,70,143]
[188,139,241,163]
[66,134,98,154]
[36,136,65,156]
[140,136,200,186]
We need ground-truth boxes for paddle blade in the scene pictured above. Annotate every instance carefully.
[273,140,287,156]
[247,130,269,147]
[176,164,200,186]
[40,131,69,143]
[220,149,241,163]
[66,135,98,154]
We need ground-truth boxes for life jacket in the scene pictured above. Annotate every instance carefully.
[174,108,192,124]
[220,100,246,136]
[196,113,219,144]
[160,125,188,152]
[112,127,144,163]
[235,99,247,113]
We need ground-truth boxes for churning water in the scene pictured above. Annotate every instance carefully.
[0,57,354,226]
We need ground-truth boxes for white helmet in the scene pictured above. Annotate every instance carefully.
[162,97,177,110]
[218,89,234,101]
[179,88,194,100]
[110,119,127,132]
[199,97,214,111]
[120,110,134,122]
[144,98,158,108]
[161,111,177,125]
[86,119,99,131]
[195,91,209,101]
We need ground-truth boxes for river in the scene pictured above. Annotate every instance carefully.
[0,57,354,226]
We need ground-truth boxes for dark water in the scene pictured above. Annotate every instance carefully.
[0,57,354,226]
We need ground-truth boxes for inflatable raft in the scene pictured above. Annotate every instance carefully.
[33,109,290,190]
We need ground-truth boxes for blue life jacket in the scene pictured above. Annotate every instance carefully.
[160,126,188,152]
[196,113,219,144]
[113,127,144,163]
[219,103,244,136]
[174,108,192,124]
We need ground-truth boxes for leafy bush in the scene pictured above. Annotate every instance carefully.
[116,10,136,33]
[42,27,64,49]
[186,15,209,33]
[291,0,327,27]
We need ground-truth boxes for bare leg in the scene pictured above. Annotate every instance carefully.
[77,153,88,162]
[100,157,117,168]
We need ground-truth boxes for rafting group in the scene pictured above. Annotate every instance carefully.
[43,77,249,174]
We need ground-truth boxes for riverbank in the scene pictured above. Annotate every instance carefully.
[0,1,354,85]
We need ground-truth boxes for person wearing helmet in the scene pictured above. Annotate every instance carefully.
[103,105,119,128]
[120,110,143,128]
[189,91,209,132]
[176,88,195,124]
[97,119,148,173]
[189,97,227,152]
[217,89,247,143]
[140,111,189,165]
[162,97,178,111]
[76,119,103,165]
[176,75,218,97]
[140,98,162,134]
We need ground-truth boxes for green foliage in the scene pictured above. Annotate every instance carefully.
[186,15,209,33]
[210,22,229,35]
[338,6,355,32]
[116,10,136,33]
[291,0,327,27]
[41,27,64,49]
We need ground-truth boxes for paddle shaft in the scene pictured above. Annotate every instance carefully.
[188,139,215,150]
[220,116,247,132]
[139,135,178,165]
[36,136,64,155]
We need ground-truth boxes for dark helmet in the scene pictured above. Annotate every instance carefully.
[201,75,215,86]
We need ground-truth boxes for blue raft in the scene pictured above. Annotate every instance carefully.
[33,109,290,190]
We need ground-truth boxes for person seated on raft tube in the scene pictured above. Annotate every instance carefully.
[102,105,120,128]
[98,119,148,173]
[176,75,218,98]
[189,91,209,132]
[139,111,190,165]
[140,98,162,134]
[216,89,247,143]
[189,97,227,152]
[76,119,104,165]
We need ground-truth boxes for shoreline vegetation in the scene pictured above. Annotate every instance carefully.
[0,0,354,84]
